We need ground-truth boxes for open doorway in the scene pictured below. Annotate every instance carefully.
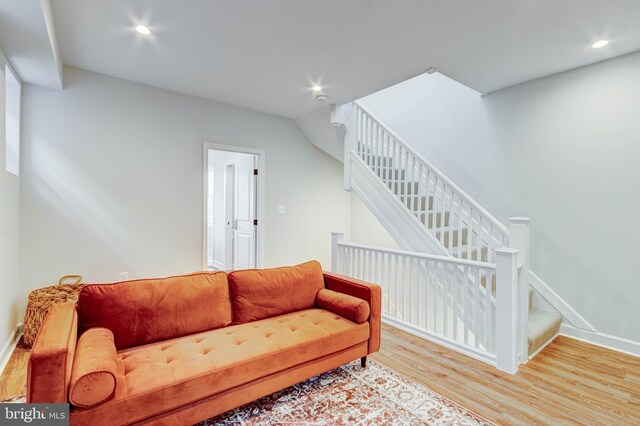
[204,145,264,271]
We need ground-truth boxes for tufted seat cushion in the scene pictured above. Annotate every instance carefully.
[69,308,369,425]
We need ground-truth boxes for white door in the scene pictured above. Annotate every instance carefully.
[232,155,257,269]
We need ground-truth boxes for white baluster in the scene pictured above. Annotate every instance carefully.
[407,257,415,325]
[417,259,423,328]
[394,254,399,319]
[485,268,493,352]
[407,154,414,212]
[463,266,469,345]
[448,191,455,252]
[474,266,481,349]
[375,126,380,178]
[477,216,484,262]
[391,139,398,194]
[451,263,458,341]
[458,200,464,258]
[417,163,424,223]
[439,182,446,246]
[467,208,474,260]
[386,252,392,316]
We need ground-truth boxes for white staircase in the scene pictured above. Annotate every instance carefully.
[330,101,563,373]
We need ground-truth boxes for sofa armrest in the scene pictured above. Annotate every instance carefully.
[323,272,381,354]
[27,302,78,403]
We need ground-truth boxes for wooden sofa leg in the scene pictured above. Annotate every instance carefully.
[361,356,367,368]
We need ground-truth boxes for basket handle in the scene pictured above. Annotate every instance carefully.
[58,275,83,285]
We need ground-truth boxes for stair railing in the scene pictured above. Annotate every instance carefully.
[345,102,509,264]
[340,101,532,365]
[331,233,521,373]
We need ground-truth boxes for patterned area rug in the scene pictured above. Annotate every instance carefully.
[4,361,493,425]
[200,360,493,425]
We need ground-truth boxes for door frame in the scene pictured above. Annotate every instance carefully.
[202,143,265,270]
[223,162,235,270]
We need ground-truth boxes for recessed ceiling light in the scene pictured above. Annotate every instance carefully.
[591,40,608,49]
[312,85,323,92]
[315,94,328,102]
[135,25,151,35]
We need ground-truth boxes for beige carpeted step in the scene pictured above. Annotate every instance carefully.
[382,169,405,180]
[419,210,450,228]
[404,196,434,211]
[391,181,420,195]
[452,245,488,262]
[434,228,469,248]
[527,309,562,356]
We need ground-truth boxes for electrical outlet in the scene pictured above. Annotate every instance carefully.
[278,205,286,214]
[119,272,129,281]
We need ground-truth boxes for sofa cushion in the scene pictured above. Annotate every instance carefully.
[228,260,325,324]
[316,289,370,324]
[78,272,231,350]
[69,309,369,425]
[69,328,117,408]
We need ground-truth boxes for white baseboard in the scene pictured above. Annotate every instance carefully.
[561,324,640,358]
[0,323,23,376]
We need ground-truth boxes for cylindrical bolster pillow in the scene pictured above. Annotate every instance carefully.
[69,327,117,408]
[316,289,370,324]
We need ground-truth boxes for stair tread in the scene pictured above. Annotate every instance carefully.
[527,309,562,355]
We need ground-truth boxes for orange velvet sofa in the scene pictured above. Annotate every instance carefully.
[27,261,381,425]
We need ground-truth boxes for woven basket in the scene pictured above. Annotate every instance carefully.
[23,275,85,347]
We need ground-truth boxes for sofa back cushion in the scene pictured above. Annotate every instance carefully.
[228,260,325,324]
[78,272,231,350]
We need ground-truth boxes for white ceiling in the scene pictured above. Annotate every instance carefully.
[9,1,640,117]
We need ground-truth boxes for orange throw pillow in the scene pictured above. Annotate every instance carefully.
[78,272,231,350]
[69,328,117,408]
[228,260,325,324]
[316,289,370,324]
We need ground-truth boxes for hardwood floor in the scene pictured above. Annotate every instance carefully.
[0,338,29,401]
[1,326,639,425]
[372,323,640,425]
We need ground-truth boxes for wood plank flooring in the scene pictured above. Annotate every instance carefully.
[0,338,29,401]
[372,323,640,425]
[1,325,639,425]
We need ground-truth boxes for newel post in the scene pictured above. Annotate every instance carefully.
[495,247,520,374]
[331,232,344,273]
[509,217,531,363]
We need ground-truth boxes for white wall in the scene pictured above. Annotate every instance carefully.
[0,52,21,347]
[359,51,640,342]
[19,67,350,313]
[350,193,399,250]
